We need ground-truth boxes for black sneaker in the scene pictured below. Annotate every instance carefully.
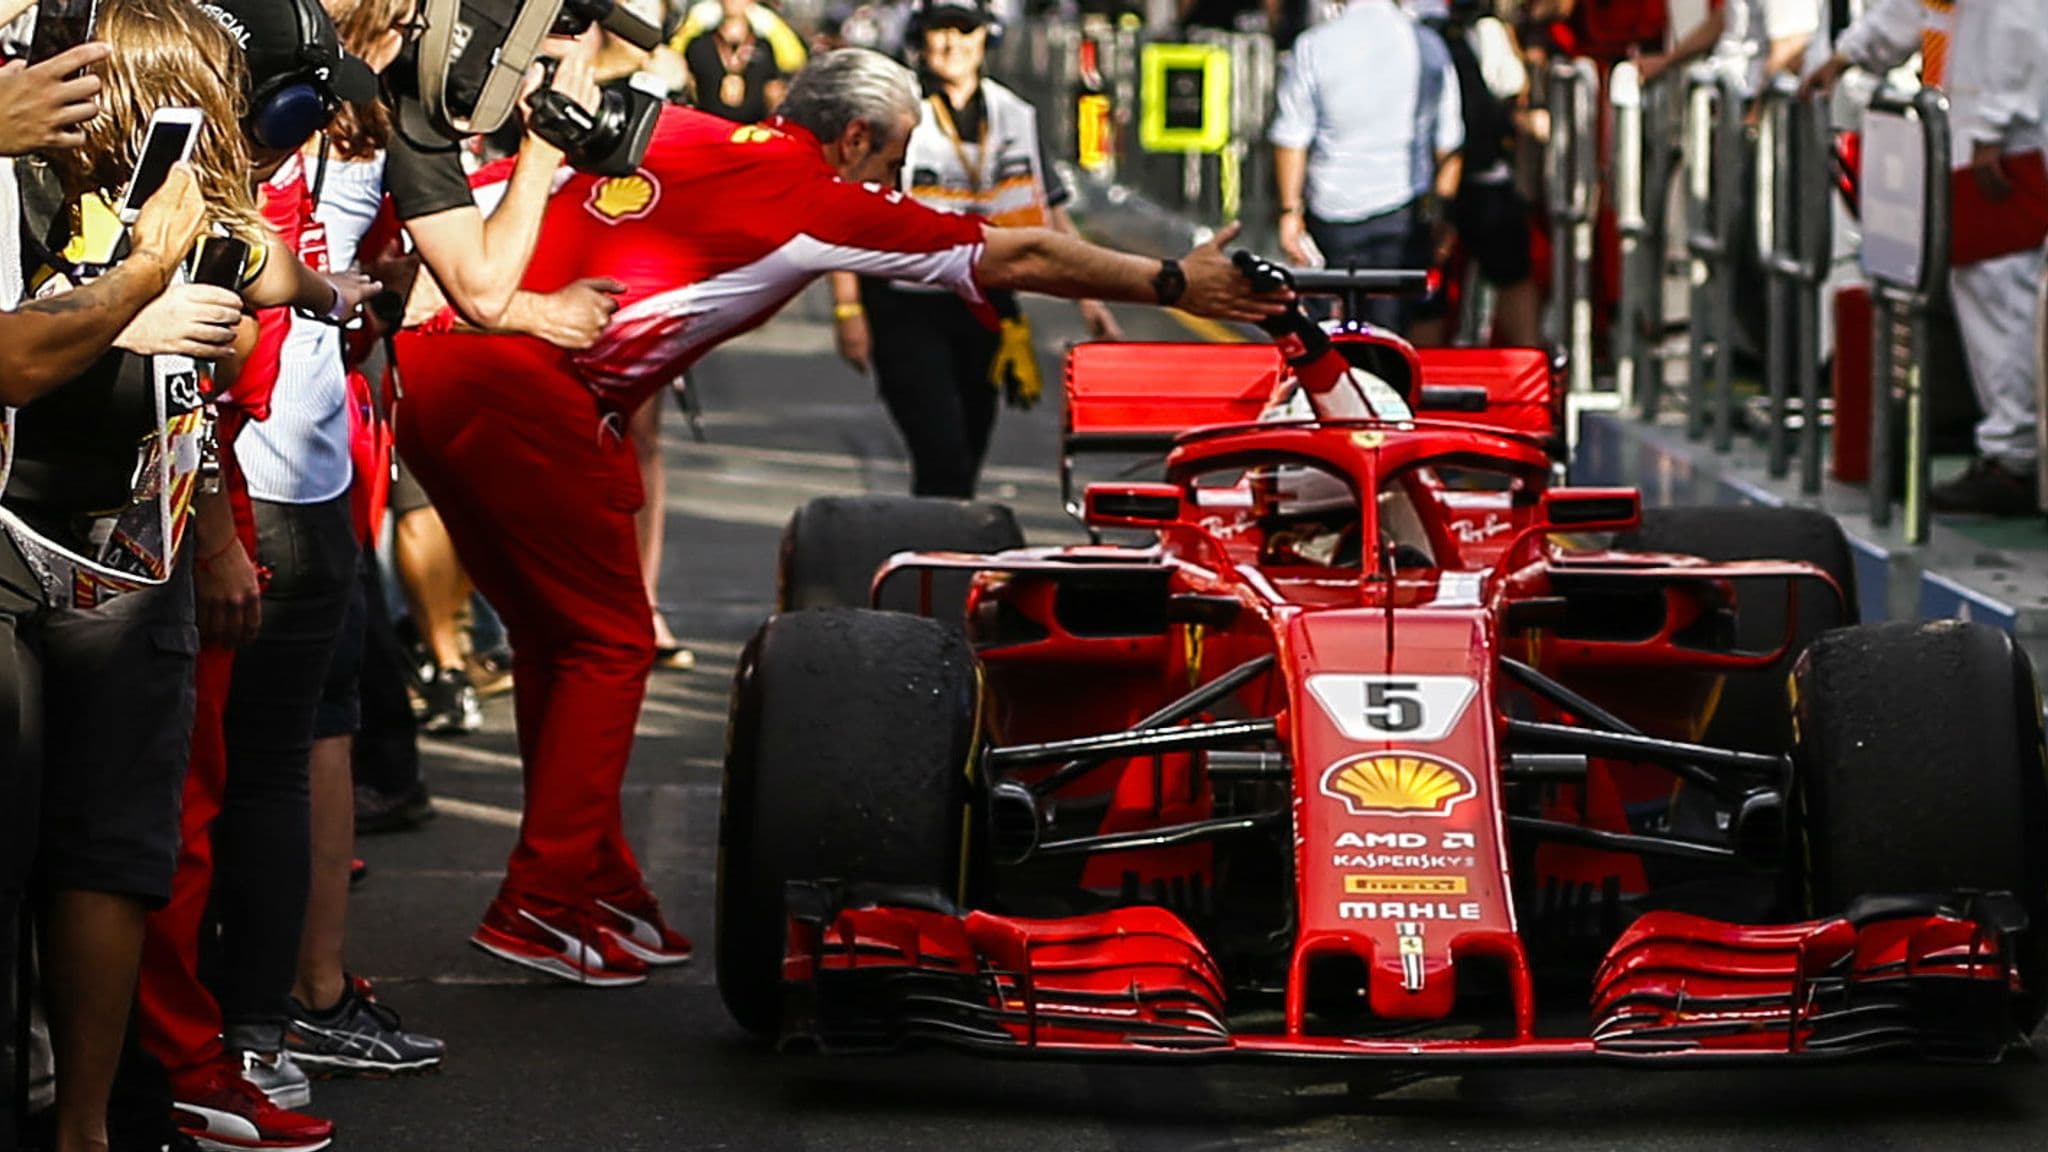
[1930,456,2039,516]
[353,781,436,834]
[286,981,446,1078]
[418,666,483,735]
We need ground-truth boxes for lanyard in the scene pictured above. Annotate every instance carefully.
[927,91,989,195]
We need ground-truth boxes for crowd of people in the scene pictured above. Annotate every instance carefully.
[1268,0,2047,516]
[0,1,1282,1150]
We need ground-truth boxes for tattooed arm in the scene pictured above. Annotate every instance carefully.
[0,166,206,406]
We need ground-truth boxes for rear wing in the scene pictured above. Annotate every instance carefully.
[1061,342,1284,512]
[1411,348,1562,445]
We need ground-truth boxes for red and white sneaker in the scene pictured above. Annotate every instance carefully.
[470,896,650,987]
[594,889,695,966]
[174,1067,334,1152]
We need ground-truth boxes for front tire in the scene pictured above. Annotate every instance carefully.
[716,608,982,1036]
[1792,620,2048,1031]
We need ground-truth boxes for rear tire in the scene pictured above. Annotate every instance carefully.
[716,609,981,1036]
[1792,620,2048,1031]
[777,495,1025,622]
[1618,505,1857,752]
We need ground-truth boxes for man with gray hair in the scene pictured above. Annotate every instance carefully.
[392,47,1293,989]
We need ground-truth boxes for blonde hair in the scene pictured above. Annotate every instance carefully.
[323,0,411,160]
[52,0,267,245]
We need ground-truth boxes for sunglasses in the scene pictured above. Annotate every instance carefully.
[394,8,428,42]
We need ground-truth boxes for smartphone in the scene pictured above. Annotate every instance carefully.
[116,107,203,226]
[27,0,101,65]
[186,235,250,290]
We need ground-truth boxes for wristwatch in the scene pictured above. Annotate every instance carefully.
[1152,258,1187,308]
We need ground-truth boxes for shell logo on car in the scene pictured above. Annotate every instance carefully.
[587,172,662,224]
[1320,752,1476,818]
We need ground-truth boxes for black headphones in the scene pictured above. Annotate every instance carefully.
[241,0,351,151]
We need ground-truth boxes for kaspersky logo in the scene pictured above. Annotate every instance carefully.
[1319,751,1476,818]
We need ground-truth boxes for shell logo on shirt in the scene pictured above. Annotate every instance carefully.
[587,172,662,224]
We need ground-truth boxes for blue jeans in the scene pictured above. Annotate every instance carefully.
[1307,202,1432,333]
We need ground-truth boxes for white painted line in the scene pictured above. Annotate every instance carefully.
[418,739,524,773]
[672,438,1057,488]
[432,796,523,829]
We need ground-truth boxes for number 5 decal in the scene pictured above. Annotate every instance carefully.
[1307,675,1479,742]
[1363,681,1425,733]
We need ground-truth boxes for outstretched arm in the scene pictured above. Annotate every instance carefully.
[975,222,1289,324]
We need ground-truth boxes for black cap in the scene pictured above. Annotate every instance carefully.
[911,0,994,29]
[197,0,380,105]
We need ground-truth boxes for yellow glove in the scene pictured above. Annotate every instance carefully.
[990,315,1043,410]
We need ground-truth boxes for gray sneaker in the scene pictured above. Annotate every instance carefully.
[287,979,446,1077]
[237,1048,312,1110]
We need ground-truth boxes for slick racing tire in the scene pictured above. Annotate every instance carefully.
[1618,505,1857,753]
[776,495,1025,623]
[717,608,981,1037]
[1792,620,2048,1031]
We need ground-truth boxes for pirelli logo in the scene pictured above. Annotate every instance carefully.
[1343,875,1468,896]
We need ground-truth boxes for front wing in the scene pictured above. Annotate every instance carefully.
[779,884,2030,1065]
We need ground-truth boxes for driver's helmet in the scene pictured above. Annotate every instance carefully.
[1255,387,1358,519]
[1253,364,1406,520]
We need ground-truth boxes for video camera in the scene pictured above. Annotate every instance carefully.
[397,0,665,175]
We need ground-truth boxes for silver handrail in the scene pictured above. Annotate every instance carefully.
[1755,73,1834,493]
[1682,63,1749,452]
[1862,85,1952,542]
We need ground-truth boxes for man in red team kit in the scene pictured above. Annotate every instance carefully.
[395,48,1290,987]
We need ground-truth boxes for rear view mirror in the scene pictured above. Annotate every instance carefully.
[1539,488,1641,532]
[1084,482,1184,530]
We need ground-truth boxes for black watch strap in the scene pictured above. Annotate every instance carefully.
[1152,258,1187,308]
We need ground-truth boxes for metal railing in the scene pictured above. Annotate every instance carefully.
[1754,73,1834,494]
[1860,85,1952,543]
[1681,63,1749,452]
[1611,60,1683,418]
[1545,57,1600,398]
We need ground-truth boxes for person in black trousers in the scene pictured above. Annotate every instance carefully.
[829,0,1120,499]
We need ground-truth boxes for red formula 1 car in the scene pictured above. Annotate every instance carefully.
[717,257,2048,1068]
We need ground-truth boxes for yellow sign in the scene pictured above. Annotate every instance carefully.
[1139,44,1231,155]
[1344,875,1469,896]
[1319,753,1476,818]
[1077,93,1113,174]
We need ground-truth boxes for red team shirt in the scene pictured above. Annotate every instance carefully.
[465,107,993,413]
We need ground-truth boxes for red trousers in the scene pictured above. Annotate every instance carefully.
[137,477,256,1091]
[392,332,654,914]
